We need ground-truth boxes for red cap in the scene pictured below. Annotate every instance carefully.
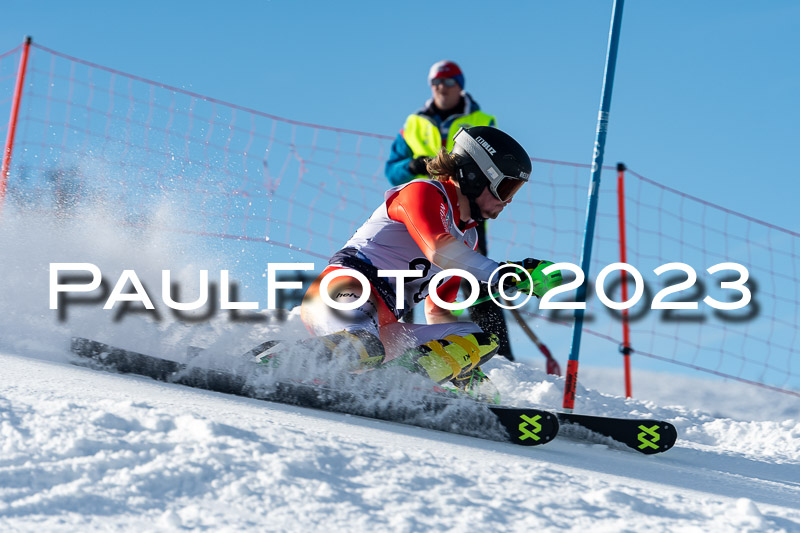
[428,60,464,89]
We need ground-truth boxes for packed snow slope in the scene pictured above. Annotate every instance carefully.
[1,342,798,532]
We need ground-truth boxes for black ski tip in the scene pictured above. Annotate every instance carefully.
[557,412,678,455]
[638,421,678,455]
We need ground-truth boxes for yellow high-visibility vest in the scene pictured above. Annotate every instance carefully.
[402,111,496,179]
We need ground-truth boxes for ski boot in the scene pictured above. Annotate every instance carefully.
[387,331,500,385]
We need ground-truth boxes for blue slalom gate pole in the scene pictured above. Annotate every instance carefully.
[563,0,625,411]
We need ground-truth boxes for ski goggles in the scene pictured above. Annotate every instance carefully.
[453,128,529,202]
[431,77,459,87]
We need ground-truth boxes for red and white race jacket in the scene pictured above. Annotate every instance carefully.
[330,179,499,318]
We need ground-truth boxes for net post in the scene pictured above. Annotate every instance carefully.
[616,162,633,398]
[0,35,32,212]
[563,1,625,412]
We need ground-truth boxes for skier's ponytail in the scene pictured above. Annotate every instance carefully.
[426,149,459,182]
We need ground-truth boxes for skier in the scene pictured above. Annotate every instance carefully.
[384,59,517,361]
[285,126,562,393]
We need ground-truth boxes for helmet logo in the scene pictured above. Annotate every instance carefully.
[475,136,496,156]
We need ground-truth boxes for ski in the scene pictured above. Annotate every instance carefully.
[68,337,676,454]
[69,337,558,447]
[556,412,677,455]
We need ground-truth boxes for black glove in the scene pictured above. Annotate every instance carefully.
[408,156,429,176]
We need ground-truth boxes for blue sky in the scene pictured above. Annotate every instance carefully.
[2,0,798,230]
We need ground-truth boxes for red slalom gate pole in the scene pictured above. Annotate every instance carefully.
[617,162,633,398]
[0,36,32,212]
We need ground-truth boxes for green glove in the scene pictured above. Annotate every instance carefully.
[501,259,563,298]
[450,259,563,316]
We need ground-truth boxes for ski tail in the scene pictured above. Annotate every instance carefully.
[69,337,251,395]
[70,337,183,379]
